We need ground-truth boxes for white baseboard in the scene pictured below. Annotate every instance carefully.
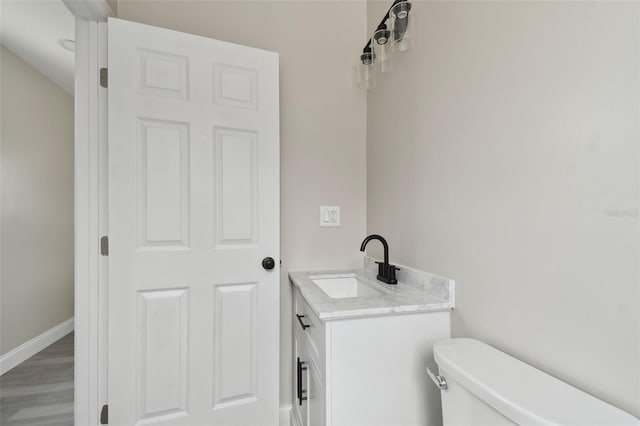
[280,403,292,426]
[0,317,74,375]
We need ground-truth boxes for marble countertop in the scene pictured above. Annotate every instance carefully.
[289,256,455,321]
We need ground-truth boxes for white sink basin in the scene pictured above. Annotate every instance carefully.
[310,274,382,299]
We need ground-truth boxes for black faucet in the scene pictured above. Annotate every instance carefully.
[360,234,399,284]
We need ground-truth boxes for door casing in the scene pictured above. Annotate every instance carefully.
[65,1,112,424]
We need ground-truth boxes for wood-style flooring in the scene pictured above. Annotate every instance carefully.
[0,333,74,426]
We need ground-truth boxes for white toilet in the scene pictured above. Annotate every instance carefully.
[432,338,639,425]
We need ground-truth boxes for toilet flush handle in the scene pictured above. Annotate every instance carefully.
[426,366,448,390]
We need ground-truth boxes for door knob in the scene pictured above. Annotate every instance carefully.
[262,257,275,270]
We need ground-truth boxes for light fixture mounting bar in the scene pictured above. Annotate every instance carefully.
[361,0,404,53]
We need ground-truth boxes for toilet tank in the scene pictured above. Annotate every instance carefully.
[433,339,639,426]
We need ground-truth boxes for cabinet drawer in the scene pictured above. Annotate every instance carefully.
[294,288,325,368]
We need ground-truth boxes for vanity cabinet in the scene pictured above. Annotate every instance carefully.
[291,286,451,426]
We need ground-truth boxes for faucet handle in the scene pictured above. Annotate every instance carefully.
[377,262,400,271]
[375,261,401,272]
[374,261,400,284]
[388,264,399,282]
[375,261,400,269]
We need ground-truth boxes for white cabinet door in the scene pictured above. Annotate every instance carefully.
[307,357,325,426]
[108,18,279,426]
[293,335,309,426]
[294,332,324,426]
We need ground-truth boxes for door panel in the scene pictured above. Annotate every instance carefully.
[213,282,258,408]
[108,18,279,426]
[137,289,188,421]
[214,128,257,246]
[138,119,190,247]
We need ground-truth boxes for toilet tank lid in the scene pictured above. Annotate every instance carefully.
[433,339,639,426]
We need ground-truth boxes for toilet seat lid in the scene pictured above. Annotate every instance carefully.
[434,338,639,426]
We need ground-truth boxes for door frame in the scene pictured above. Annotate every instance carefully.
[63,1,113,424]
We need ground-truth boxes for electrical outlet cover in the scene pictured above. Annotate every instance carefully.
[320,206,340,227]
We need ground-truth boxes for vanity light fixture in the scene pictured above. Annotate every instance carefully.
[357,0,413,90]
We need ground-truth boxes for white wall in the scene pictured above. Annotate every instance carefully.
[117,0,368,406]
[366,0,639,416]
[1,45,75,355]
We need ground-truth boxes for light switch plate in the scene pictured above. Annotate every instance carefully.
[320,206,340,227]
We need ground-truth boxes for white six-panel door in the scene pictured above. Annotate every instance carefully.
[108,18,279,425]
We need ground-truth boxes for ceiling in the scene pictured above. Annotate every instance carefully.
[1,0,75,94]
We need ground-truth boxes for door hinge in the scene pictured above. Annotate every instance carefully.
[100,404,108,424]
[99,68,108,88]
[100,236,109,256]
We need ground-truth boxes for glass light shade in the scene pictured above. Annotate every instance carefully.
[373,29,392,73]
[357,61,376,90]
[357,48,376,90]
[390,1,413,53]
